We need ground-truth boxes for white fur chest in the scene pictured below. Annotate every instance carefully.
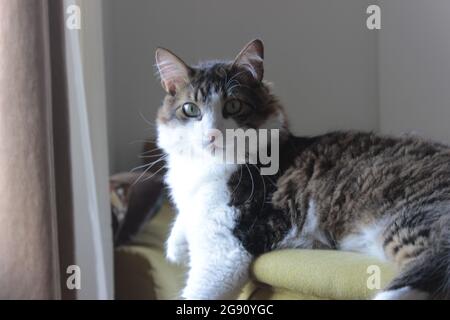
[163,156,252,300]
[165,156,238,230]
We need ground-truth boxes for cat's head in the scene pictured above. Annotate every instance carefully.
[155,39,288,164]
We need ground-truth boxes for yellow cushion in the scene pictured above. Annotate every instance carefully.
[115,200,397,300]
[115,201,186,299]
[243,250,396,300]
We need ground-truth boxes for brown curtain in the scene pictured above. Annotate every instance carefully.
[0,0,71,299]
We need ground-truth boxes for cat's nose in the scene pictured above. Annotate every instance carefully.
[207,133,216,144]
[203,132,216,146]
[203,130,221,147]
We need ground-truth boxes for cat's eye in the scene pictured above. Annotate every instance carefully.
[182,102,201,118]
[224,99,242,115]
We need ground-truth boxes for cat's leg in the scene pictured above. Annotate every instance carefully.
[181,228,252,300]
[373,255,432,300]
[375,211,450,300]
[375,239,450,299]
[166,213,189,264]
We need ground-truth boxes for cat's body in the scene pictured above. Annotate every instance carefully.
[155,40,450,299]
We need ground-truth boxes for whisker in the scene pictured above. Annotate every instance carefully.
[252,164,266,211]
[132,157,167,186]
[226,79,240,90]
[141,147,162,155]
[139,111,157,128]
[139,153,166,159]
[223,71,228,92]
[130,162,153,172]
[231,165,243,196]
[244,164,255,203]
[130,155,167,173]
[142,165,167,182]
[227,84,241,94]
[253,165,277,187]
[226,71,246,90]
[132,163,155,186]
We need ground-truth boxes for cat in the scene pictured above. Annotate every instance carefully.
[155,39,450,300]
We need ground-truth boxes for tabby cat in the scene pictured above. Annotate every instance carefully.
[155,39,450,300]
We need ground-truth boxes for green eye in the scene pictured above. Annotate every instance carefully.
[182,102,201,118]
[224,99,242,115]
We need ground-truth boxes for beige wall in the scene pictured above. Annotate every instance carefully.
[379,0,450,144]
[104,0,379,173]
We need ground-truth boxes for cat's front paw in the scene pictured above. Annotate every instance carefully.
[166,237,189,264]
[181,286,213,300]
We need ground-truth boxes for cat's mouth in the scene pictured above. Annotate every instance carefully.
[204,143,224,154]
[202,133,223,153]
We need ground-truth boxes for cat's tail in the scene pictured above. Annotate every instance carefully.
[376,213,450,300]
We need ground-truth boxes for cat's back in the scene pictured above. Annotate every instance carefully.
[294,131,449,164]
[289,130,450,182]
[276,131,450,238]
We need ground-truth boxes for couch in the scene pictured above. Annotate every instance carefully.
[114,198,397,300]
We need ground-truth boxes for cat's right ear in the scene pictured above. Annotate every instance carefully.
[155,48,191,95]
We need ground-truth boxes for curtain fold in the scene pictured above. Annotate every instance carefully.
[0,0,112,300]
[48,0,76,300]
[0,0,60,299]
[63,0,110,299]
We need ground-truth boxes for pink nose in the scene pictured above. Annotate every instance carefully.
[204,129,223,147]
[207,134,215,143]
[204,132,218,147]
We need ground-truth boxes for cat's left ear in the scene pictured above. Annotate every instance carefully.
[233,39,264,81]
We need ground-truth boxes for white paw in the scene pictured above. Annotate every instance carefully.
[181,281,241,300]
[374,286,429,300]
[181,286,214,300]
[166,239,189,264]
